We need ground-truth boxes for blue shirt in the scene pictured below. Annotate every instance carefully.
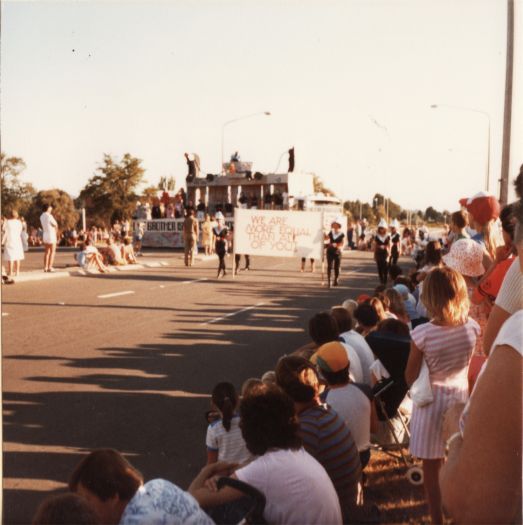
[120,479,214,525]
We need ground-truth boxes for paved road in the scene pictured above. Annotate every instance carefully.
[2,249,404,524]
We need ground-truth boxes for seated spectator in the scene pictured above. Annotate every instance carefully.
[240,377,263,397]
[105,237,126,266]
[189,386,343,525]
[275,356,361,520]
[331,306,374,386]
[32,493,100,525]
[384,288,410,325]
[370,297,393,321]
[353,303,379,337]
[393,283,420,322]
[342,298,358,316]
[309,312,363,383]
[261,370,276,386]
[77,239,110,273]
[311,342,376,469]
[122,237,138,264]
[70,449,212,524]
[388,264,403,281]
[206,382,251,465]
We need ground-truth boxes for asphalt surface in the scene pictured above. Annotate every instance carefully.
[2,249,406,524]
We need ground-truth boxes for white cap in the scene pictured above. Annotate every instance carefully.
[332,216,344,227]
[390,218,400,229]
[215,211,224,220]
[377,218,388,229]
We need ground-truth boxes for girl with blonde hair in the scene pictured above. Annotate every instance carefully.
[405,266,479,524]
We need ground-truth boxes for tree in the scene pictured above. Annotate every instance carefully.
[1,152,36,217]
[78,153,145,226]
[158,176,176,191]
[343,200,376,223]
[312,174,334,196]
[27,189,79,231]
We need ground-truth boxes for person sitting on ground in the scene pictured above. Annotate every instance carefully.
[240,377,263,398]
[419,240,443,274]
[122,237,138,264]
[370,296,394,321]
[384,287,410,325]
[393,283,419,322]
[190,385,343,525]
[32,493,100,525]
[353,303,379,337]
[342,298,358,316]
[105,236,126,266]
[275,357,361,521]
[311,342,377,470]
[77,239,110,273]
[388,263,403,282]
[308,311,364,383]
[206,382,252,465]
[260,370,276,386]
[332,305,375,386]
[70,449,213,525]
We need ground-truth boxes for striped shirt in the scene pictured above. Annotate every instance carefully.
[298,404,361,512]
[495,256,523,314]
[206,416,252,464]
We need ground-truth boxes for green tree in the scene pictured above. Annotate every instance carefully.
[27,189,79,231]
[78,153,145,226]
[1,152,36,217]
[312,174,334,196]
[343,200,376,223]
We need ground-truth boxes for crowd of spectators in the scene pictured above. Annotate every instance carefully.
[21,171,523,525]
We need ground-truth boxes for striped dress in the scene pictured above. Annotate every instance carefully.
[409,318,480,459]
[298,404,361,514]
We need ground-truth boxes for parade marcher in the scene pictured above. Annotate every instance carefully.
[234,253,250,273]
[300,257,315,272]
[373,219,390,285]
[326,217,345,287]
[389,218,401,268]
[183,209,199,267]
[213,212,228,278]
[40,203,58,272]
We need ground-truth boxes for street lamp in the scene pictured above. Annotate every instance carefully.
[221,111,271,174]
[430,104,491,192]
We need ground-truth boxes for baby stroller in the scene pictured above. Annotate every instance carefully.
[215,477,267,525]
[366,331,424,485]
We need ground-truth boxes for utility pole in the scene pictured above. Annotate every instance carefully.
[499,0,514,205]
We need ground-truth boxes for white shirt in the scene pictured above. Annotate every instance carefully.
[339,330,375,386]
[495,257,523,314]
[40,211,58,244]
[326,384,371,452]
[205,416,252,464]
[340,341,363,384]
[236,448,342,525]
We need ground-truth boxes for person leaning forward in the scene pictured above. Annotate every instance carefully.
[183,209,199,267]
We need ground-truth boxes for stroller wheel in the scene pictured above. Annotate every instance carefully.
[406,466,424,485]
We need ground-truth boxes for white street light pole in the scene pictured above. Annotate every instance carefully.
[430,104,491,192]
[221,111,271,174]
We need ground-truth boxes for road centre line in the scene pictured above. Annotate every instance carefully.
[97,291,136,299]
[201,302,266,326]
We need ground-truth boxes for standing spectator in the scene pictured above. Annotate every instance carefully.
[405,267,479,524]
[183,209,199,267]
[201,214,214,256]
[132,223,144,256]
[2,210,25,277]
[40,204,58,272]
[196,199,206,219]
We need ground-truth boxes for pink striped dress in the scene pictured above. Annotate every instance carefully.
[409,318,480,459]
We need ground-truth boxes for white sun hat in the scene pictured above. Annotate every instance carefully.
[377,219,388,229]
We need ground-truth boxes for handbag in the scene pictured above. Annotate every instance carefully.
[410,359,433,407]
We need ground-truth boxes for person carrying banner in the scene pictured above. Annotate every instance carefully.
[326,217,345,287]
[213,212,228,278]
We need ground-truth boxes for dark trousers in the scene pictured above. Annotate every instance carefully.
[389,249,399,268]
[217,252,226,274]
[235,254,250,269]
[376,255,388,284]
[327,251,341,282]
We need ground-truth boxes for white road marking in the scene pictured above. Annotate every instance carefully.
[201,302,266,326]
[57,302,65,306]
[97,291,135,299]
[2,312,9,317]
[182,278,208,285]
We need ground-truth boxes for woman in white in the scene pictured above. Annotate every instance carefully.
[40,204,58,272]
[2,210,25,277]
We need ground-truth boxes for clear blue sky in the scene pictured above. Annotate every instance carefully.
[1,0,521,212]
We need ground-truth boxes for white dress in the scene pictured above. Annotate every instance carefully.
[3,219,25,261]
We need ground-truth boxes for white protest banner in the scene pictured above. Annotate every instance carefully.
[234,208,324,259]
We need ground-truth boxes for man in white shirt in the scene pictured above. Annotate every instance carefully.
[39,204,58,272]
